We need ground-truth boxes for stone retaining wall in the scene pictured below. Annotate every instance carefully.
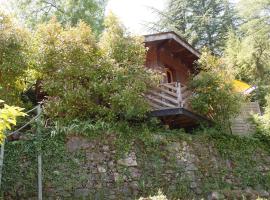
[41,134,270,199]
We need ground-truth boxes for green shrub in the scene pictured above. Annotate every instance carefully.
[253,95,270,147]
[0,12,30,105]
[33,14,160,123]
[0,100,26,143]
[189,49,244,131]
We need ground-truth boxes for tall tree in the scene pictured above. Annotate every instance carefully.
[224,0,270,105]
[151,0,236,53]
[14,0,107,34]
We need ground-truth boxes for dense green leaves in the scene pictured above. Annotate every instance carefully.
[0,0,269,127]
[152,0,236,53]
[33,14,159,122]
[189,49,243,130]
[224,0,270,106]
[98,13,160,120]
[14,0,107,34]
[0,13,30,105]
[33,19,99,119]
[253,94,270,146]
[0,10,159,123]
[0,100,26,143]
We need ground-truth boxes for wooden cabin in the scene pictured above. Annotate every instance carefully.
[144,32,210,128]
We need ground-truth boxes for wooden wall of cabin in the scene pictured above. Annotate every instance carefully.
[145,44,193,85]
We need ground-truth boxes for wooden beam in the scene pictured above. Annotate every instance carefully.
[148,91,179,105]
[172,48,186,54]
[144,32,200,58]
[146,95,177,108]
[150,108,212,124]
[154,86,178,98]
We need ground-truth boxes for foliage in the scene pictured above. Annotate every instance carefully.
[224,0,270,105]
[0,1,270,199]
[0,100,26,144]
[0,12,30,105]
[98,13,160,121]
[2,121,270,198]
[99,12,146,65]
[253,94,270,146]
[188,49,243,130]
[151,0,236,53]
[33,15,159,122]
[195,127,270,192]
[2,124,80,199]
[225,31,270,84]
[14,0,107,34]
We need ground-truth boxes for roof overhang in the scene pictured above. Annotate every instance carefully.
[144,31,200,58]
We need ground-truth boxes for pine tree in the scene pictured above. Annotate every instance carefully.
[152,0,236,53]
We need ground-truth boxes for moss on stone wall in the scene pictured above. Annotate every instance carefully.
[1,128,270,199]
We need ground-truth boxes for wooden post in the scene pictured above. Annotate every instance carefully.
[176,82,182,107]
[0,139,5,189]
[36,105,42,200]
[38,154,42,200]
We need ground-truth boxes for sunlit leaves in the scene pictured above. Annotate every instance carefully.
[14,0,107,34]
[0,12,30,105]
[0,100,26,143]
[34,14,160,122]
[224,0,270,106]
[189,49,243,129]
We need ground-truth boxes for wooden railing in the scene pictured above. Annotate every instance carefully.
[146,82,192,110]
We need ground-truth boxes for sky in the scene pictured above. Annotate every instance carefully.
[106,0,165,34]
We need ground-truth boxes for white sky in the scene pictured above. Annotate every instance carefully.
[0,0,7,8]
[106,0,165,34]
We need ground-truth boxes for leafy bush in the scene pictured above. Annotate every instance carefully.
[253,95,270,146]
[188,49,244,130]
[0,12,30,105]
[0,100,25,143]
[33,15,160,122]
[98,13,160,121]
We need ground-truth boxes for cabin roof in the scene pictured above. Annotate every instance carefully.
[144,31,200,58]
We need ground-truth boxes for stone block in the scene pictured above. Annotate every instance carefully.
[97,166,106,173]
[67,136,93,152]
[207,191,225,200]
[117,152,137,167]
[86,152,105,162]
[74,188,90,198]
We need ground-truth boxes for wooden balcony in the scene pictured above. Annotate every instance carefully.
[146,82,210,128]
[146,82,191,110]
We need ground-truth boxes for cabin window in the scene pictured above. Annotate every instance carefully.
[165,68,173,83]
